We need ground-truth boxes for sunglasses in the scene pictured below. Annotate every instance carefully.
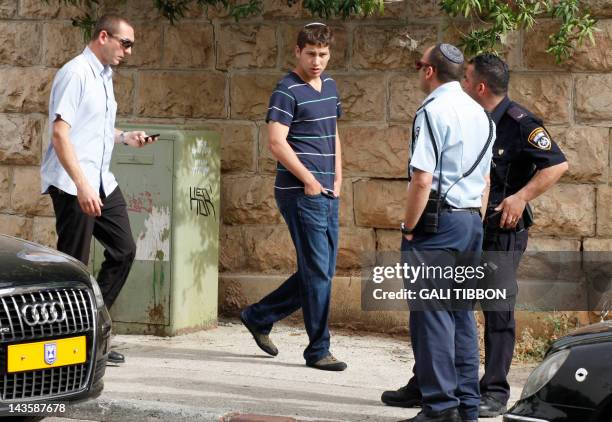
[304,22,327,28]
[106,31,134,49]
[415,60,435,71]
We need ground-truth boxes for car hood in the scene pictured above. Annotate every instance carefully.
[548,320,612,355]
[0,235,91,287]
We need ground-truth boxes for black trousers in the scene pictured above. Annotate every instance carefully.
[49,186,136,310]
[479,228,528,404]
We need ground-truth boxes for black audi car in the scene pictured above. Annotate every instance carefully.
[0,234,111,415]
[504,320,612,422]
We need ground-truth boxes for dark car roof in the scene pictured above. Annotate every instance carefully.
[548,320,612,355]
[569,320,612,336]
[0,235,91,286]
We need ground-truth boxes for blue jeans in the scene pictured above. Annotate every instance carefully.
[402,210,483,420]
[243,193,339,364]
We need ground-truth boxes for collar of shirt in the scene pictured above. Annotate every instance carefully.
[422,81,462,104]
[491,95,511,125]
[82,46,112,80]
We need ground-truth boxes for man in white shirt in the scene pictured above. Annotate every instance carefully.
[41,15,155,364]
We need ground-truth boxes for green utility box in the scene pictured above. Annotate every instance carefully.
[91,125,220,336]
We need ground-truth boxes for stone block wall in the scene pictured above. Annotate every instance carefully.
[0,0,610,327]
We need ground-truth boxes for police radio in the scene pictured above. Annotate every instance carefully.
[422,192,442,234]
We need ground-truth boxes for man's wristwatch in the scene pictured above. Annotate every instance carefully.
[120,131,127,145]
[400,222,414,235]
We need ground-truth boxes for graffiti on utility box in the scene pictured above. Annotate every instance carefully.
[189,186,215,218]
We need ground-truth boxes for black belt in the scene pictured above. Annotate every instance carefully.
[441,203,480,213]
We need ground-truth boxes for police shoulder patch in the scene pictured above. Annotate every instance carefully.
[527,127,552,150]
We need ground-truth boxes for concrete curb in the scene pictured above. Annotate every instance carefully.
[63,399,344,422]
[64,397,226,422]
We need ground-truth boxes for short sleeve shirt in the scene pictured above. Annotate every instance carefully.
[410,82,495,208]
[266,72,342,198]
[488,96,567,206]
[41,47,118,196]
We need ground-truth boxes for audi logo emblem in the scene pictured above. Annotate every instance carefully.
[20,301,67,326]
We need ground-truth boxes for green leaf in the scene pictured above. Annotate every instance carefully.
[48,0,600,66]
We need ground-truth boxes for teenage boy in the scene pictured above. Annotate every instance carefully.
[240,23,346,371]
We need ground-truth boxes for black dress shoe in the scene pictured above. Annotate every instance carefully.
[107,350,125,364]
[478,394,506,418]
[381,383,422,407]
[398,408,461,422]
[240,310,278,356]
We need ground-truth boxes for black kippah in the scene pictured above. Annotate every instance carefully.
[439,43,464,64]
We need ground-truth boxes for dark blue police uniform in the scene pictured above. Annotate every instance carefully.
[480,96,567,405]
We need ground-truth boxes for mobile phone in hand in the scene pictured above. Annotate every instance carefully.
[145,133,160,143]
[321,188,335,199]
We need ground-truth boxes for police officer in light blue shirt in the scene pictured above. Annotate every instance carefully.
[409,81,493,210]
[389,44,494,422]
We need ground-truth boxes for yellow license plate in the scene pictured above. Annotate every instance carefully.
[7,336,86,373]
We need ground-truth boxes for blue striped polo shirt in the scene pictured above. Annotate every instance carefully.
[266,71,342,198]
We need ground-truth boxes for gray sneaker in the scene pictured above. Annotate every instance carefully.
[307,354,347,371]
[240,310,278,356]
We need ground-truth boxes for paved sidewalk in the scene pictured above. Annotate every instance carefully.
[49,320,534,422]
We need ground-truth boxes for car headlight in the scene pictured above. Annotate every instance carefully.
[520,348,570,399]
[89,275,106,308]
